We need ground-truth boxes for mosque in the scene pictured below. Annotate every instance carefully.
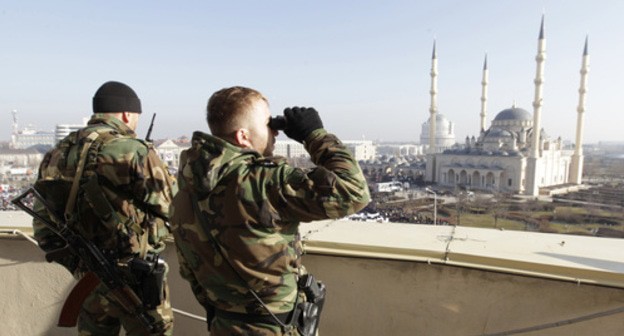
[424,17,589,196]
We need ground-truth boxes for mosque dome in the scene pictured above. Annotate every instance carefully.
[420,113,456,149]
[493,107,532,121]
[489,106,534,134]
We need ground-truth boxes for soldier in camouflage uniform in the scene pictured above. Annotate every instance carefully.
[32,81,177,335]
[170,86,370,335]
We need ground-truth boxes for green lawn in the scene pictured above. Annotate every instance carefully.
[437,203,623,237]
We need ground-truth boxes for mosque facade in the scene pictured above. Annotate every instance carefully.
[431,106,571,194]
[425,17,589,196]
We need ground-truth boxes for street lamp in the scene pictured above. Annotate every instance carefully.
[425,187,437,225]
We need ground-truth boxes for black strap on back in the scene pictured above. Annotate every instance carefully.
[64,131,100,222]
[189,194,296,330]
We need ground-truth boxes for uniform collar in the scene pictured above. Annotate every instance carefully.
[191,131,259,156]
[88,113,136,137]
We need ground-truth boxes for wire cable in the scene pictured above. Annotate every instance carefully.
[480,305,624,336]
[0,229,39,245]
[172,308,207,322]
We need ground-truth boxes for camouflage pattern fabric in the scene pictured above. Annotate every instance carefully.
[209,316,300,336]
[78,280,173,336]
[171,128,370,335]
[31,113,177,335]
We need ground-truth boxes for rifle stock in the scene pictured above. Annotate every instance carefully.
[58,272,100,327]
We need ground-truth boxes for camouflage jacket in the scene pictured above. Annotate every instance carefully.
[171,129,370,315]
[32,113,177,267]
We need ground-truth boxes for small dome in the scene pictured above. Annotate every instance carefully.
[494,107,532,121]
[485,128,513,139]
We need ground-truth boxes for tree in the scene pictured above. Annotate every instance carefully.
[489,192,510,229]
[454,190,469,226]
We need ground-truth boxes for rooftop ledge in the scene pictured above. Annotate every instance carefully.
[300,220,624,289]
[3,211,623,289]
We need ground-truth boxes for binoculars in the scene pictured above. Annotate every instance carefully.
[268,116,287,131]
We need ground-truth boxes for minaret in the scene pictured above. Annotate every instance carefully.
[428,40,438,154]
[569,37,590,184]
[10,110,18,149]
[526,16,547,196]
[480,54,489,132]
[11,110,18,135]
[425,41,439,183]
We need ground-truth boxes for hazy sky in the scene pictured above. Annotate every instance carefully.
[2,1,623,144]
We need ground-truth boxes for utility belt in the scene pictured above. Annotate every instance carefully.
[208,274,326,336]
[214,309,292,326]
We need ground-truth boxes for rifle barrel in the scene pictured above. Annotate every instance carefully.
[145,113,156,142]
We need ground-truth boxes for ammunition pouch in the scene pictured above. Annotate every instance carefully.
[293,274,326,336]
[128,254,166,309]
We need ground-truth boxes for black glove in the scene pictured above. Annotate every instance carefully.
[283,107,324,143]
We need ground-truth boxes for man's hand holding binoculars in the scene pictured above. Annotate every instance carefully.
[269,107,324,143]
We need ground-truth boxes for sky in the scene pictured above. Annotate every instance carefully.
[1,0,623,144]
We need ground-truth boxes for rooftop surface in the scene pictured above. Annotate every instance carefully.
[300,220,624,288]
[3,211,624,289]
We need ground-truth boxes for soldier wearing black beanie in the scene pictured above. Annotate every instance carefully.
[31,79,176,335]
[92,81,142,113]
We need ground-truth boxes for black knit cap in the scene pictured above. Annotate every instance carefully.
[92,81,142,113]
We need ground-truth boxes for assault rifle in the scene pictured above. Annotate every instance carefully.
[145,113,156,142]
[12,187,163,335]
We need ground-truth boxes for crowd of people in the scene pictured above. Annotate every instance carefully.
[0,184,30,211]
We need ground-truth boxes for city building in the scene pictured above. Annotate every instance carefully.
[155,138,191,171]
[376,143,425,156]
[12,129,55,150]
[343,140,376,161]
[0,148,45,168]
[156,139,182,169]
[273,140,308,158]
[275,139,376,161]
[9,110,88,149]
[55,122,87,143]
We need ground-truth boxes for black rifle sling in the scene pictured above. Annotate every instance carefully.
[66,128,144,237]
[64,131,100,222]
[189,194,295,330]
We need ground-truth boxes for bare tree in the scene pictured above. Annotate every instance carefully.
[489,192,509,229]
[455,190,469,226]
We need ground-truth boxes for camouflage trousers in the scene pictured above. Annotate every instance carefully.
[209,316,302,336]
[77,280,173,336]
